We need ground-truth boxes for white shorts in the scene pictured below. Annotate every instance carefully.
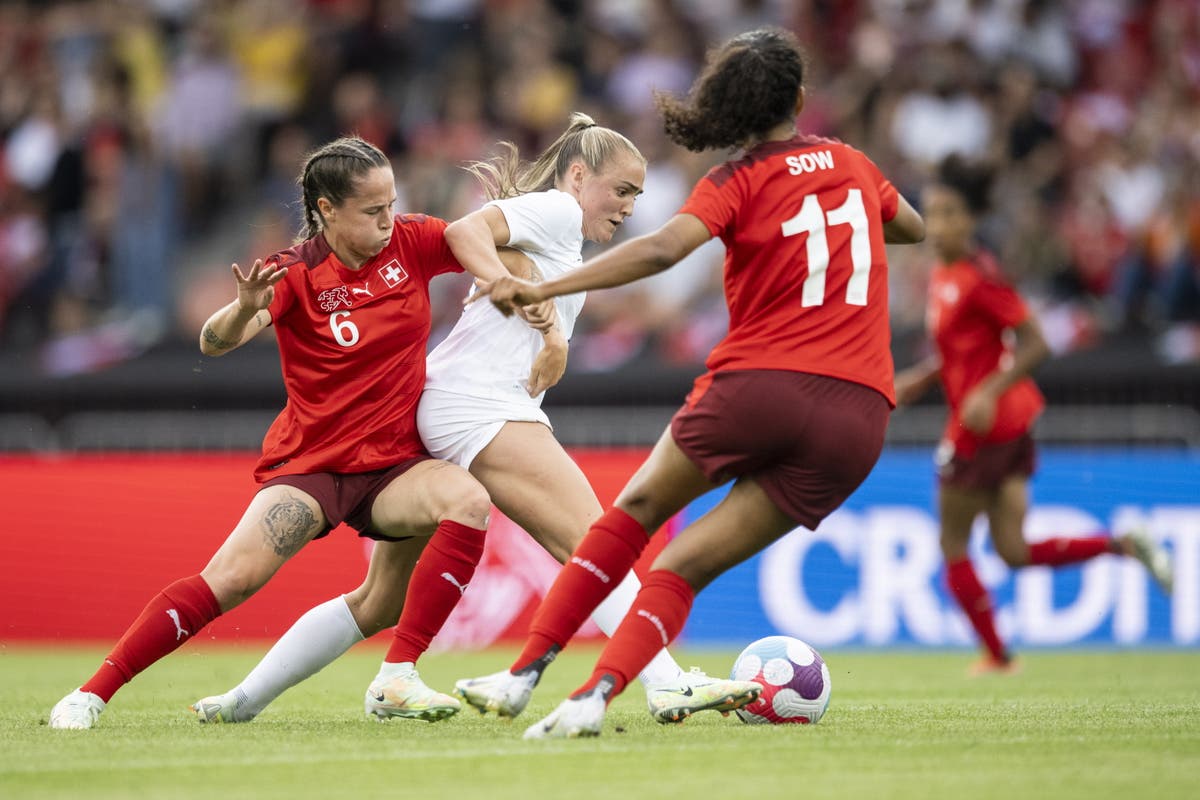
[417,387,552,470]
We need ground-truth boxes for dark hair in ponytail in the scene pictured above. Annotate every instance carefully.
[296,137,390,241]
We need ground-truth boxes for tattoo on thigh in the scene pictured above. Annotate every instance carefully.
[261,497,318,557]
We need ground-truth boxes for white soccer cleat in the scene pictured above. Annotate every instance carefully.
[522,687,607,740]
[365,666,460,722]
[1124,528,1174,595]
[454,669,538,718]
[190,690,252,724]
[49,689,105,730]
[645,667,764,724]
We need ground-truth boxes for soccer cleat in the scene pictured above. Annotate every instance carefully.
[365,666,460,722]
[967,656,1021,677]
[522,686,608,740]
[454,669,538,718]
[645,667,764,724]
[1123,528,1174,595]
[190,690,251,724]
[49,689,105,730]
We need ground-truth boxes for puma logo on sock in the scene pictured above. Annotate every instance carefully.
[441,572,469,595]
[166,608,189,641]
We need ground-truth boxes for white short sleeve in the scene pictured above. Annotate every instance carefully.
[487,190,582,255]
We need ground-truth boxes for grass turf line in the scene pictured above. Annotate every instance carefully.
[2,646,1198,800]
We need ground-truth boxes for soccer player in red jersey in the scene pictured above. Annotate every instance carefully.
[454,27,927,738]
[48,137,508,729]
[187,116,732,727]
[893,156,1173,676]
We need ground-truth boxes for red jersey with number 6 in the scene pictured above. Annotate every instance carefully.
[927,249,1044,456]
[254,213,462,481]
[679,134,900,404]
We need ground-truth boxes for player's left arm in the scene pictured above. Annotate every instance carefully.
[960,315,1050,433]
[493,241,568,395]
[884,194,925,244]
[894,354,942,406]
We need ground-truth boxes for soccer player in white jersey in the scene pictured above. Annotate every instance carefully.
[191,113,752,726]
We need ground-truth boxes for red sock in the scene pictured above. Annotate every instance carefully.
[385,520,486,664]
[81,575,221,702]
[945,558,1007,663]
[1026,536,1115,566]
[578,569,695,700]
[512,507,650,672]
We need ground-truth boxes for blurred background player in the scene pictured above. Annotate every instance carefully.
[456,26,926,738]
[893,155,1174,675]
[48,137,506,729]
[190,113,739,727]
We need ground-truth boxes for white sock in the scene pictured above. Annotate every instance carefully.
[232,595,365,719]
[589,572,685,688]
[374,660,416,681]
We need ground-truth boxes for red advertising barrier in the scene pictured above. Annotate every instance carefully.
[0,451,666,646]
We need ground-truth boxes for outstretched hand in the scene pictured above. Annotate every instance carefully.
[234,259,288,312]
[467,275,544,316]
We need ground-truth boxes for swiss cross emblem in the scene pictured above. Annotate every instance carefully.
[378,259,408,288]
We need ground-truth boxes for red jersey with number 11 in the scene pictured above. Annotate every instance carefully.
[680,134,900,404]
[254,213,462,481]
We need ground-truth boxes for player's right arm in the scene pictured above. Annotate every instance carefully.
[444,206,514,284]
[199,259,287,356]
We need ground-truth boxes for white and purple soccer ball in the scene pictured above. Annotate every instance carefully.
[730,635,831,724]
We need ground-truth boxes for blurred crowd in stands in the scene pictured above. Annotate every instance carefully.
[1,0,1198,377]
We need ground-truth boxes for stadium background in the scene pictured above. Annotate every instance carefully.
[1,0,1197,651]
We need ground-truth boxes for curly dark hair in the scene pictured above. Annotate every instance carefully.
[935,155,994,216]
[654,27,806,152]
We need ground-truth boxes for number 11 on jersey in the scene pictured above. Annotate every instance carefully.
[781,189,872,307]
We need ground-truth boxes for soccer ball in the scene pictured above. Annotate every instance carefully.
[729,635,831,724]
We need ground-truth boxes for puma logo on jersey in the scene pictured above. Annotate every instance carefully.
[441,572,469,595]
[166,609,189,641]
[351,284,374,298]
[318,286,351,312]
[787,150,834,175]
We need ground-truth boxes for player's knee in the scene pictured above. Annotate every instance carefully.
[994,542,1029,568]
[201,563,270,611]
[437,474,491,529]
[614,492,670,532]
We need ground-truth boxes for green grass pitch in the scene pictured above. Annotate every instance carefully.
[2,645,1197,799]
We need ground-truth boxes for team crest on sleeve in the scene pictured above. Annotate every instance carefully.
[378,259,408,288]
[318,286,351,312]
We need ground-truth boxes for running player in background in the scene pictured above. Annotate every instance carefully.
[48,137,505,729]
[190,113,742,728]
[456,27,926,738]
[892,155,1173,676]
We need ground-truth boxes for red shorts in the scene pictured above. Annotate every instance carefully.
[671,370,891,528]
[259,455,430,540]
[936,433,1035,491]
